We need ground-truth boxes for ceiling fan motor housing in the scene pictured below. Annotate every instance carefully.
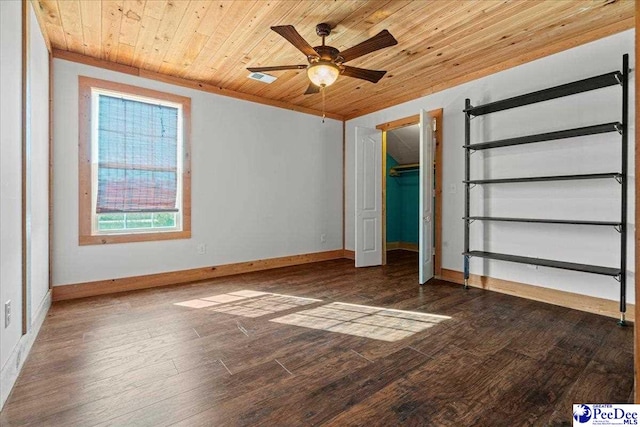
[315,23,332,37]
[311,46,342,63]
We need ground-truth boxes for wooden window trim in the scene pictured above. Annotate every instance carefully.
[78,76,191,245]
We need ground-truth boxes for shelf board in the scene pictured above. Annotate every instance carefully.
[464,217,620,227]
[463,251,620,277]
[464,122,621,151]
[465,172,621,185]
[464,72,622,116]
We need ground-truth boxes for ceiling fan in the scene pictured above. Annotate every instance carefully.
[247,23,398,95]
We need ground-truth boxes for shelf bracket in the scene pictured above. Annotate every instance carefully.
[467,219,476,225]
[614,175,623,184]
[614,123,623,135]
[468,183,477,190]
[613,274,621,283]
[615,73,622,86]
[614,225,622,233]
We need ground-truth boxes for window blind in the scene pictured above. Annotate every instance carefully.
[96,94,179,213]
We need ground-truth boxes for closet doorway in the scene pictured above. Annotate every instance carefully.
[377,109,443,280]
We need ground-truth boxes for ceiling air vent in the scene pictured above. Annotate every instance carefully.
[248,72,277,84]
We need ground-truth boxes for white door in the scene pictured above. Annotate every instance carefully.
[355,127,382,267]
[419,110,435,284]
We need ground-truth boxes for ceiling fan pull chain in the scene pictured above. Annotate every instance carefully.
[321,86,326,123]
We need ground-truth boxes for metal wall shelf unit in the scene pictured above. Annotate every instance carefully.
[463,72,623,116]
[463,251,621,277]
[464,172,622,185]
[463,54,629,325]
[463,217,621,228]
[463,122,621,151]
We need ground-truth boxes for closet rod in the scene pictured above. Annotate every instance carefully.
[389,163,419,176]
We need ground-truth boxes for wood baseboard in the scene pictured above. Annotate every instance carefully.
[386,242,400,251]
[439,269,635,322]
[53,250,345,301]
[343,249,355,260]
[387,242,419,252]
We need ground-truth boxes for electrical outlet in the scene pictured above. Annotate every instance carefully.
[197,244,206,255]
[320,234,327,243]
[5,300,11,328]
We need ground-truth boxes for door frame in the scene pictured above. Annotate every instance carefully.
[375,108,443,276]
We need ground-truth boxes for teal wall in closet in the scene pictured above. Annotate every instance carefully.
[385,154,419,245]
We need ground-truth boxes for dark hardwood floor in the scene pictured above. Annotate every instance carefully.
[0,251,634,426]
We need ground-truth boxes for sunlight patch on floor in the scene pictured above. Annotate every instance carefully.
[175,292,451,340]
[270,302,451,342]
[173,290,321,318]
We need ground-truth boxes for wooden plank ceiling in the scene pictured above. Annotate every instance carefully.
[33,0,634,120]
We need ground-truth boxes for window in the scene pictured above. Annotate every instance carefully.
[79,77,191,245]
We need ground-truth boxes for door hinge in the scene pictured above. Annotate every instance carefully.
[432,118,437,132]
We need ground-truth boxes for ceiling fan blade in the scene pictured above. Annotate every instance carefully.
[247,65,307,72]
[304,83,320,95]
[271,25,318,58]
[341,66,387,83]
[340,30,398,63]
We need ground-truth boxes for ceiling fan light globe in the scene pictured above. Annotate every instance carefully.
[307,62,340,87]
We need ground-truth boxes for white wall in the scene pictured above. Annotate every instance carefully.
[1,1,51,409]
[28,3,50,327]
[53,59,343,286]
[0,0,25,374]
[346,30,635,304]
